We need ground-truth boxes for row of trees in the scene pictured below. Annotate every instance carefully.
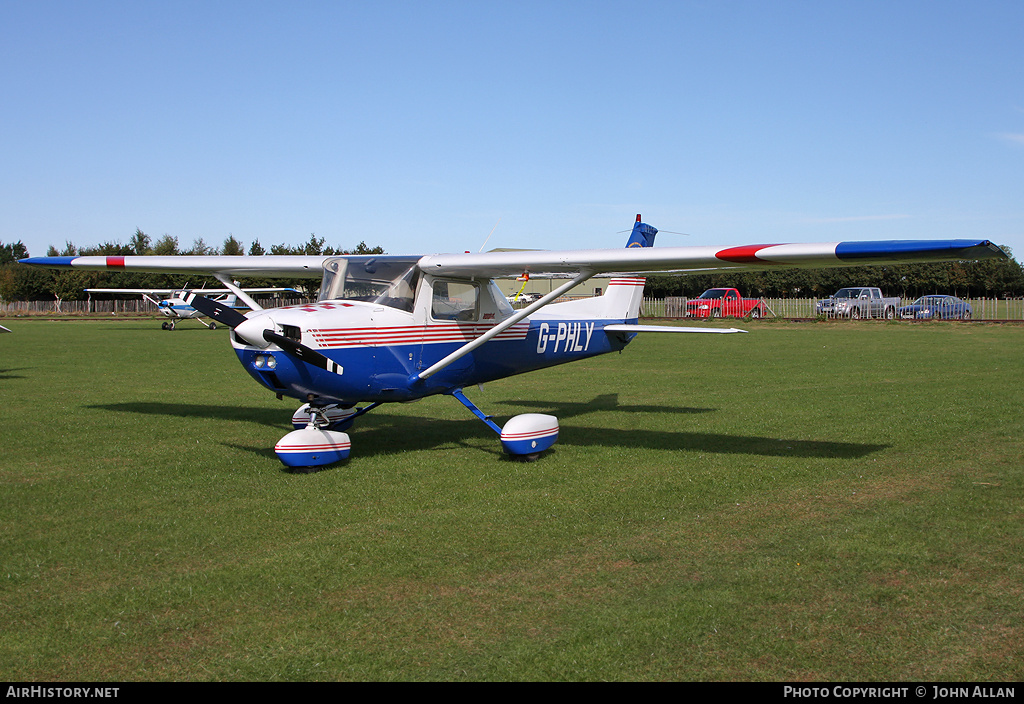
[0,231,384,302]
[2,231,1023,302]
[39,230,385,259]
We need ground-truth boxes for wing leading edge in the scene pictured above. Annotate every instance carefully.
[417,239,1006,279]
[19,239,1006,279]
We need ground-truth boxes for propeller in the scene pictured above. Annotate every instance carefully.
[184,291,248,328]
[262,329,343,375]
[185,291,343,375]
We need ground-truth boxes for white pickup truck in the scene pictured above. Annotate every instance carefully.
[817,287,900,319]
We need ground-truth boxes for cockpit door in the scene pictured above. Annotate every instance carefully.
[410,278,480,377]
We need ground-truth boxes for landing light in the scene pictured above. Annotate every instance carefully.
[254,354,278,370]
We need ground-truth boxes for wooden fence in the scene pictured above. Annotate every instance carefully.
[3,296,1023,321]
[641,297,1024,321]
[0,297,311,315]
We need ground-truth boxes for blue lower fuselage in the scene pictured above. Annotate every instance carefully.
[236,318,635,405]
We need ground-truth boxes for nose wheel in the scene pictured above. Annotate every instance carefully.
[276,400,383,470]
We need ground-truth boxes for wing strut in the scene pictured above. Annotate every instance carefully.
[409,270,593,384]
[213,273,263,311]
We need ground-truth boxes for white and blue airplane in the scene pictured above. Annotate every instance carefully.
[85,286,299,329]
[22,216,1006,470]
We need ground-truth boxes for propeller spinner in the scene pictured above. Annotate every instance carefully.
[184,292,342,375]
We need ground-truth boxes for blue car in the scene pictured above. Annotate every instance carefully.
[898,295,972,320]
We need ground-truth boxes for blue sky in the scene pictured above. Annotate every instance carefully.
[2,0,1022,259]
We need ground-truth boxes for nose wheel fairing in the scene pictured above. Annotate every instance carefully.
[275,426,351,468]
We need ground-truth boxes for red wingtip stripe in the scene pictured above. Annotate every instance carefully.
[715,245,775,264]
[106,256,126,268]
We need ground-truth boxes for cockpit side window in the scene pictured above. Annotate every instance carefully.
[431,280,480,321]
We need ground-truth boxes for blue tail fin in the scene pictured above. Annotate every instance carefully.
[599,215,654,321]
[625,214,658,248]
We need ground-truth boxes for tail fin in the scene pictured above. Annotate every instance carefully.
[625,213,658,248]
[604,215,656,320]
[216,293,239,309]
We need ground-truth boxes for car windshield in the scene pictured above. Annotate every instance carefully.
[834,288,862,299]
[698,289,726,299]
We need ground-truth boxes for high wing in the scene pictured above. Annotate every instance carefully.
[417,239,1007,278]
[21,255,357,278]
[21,239,1006,279]
[84,287,301,295]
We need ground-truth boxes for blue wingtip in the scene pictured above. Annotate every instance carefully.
[19,256,78,267]
[835,240,1005,261]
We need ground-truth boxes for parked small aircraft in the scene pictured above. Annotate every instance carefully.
[22,216,1006,469]
[85,286,299,329]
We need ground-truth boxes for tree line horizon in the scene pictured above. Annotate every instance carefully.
[2,229,1023,302]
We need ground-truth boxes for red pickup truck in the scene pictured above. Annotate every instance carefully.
[685,288,767,319]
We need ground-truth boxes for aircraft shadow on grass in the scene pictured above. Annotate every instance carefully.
[92,395,886,464]
[501,393,715,420]
[90,401,288,428]
[0,367,29,380]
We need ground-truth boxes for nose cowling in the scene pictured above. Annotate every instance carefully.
[234,314,276,349]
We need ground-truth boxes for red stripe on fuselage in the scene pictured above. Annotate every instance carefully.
[105,256,126,268]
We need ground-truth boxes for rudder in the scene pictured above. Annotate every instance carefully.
[604,215,658,319]
[625,213,658,248]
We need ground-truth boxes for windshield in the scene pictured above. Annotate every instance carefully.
[698,289,726,299]
[318,257,422,312]
[833,288,862,299]
[914,296,947,306]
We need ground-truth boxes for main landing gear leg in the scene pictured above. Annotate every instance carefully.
[448,388,559,461]
[291,401,383,432]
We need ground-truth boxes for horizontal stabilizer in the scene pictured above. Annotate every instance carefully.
[603,324,747,334]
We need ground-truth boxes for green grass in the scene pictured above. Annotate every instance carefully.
[1,319,1022,681]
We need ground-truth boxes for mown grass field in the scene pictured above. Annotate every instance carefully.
[1,318,1021,681]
